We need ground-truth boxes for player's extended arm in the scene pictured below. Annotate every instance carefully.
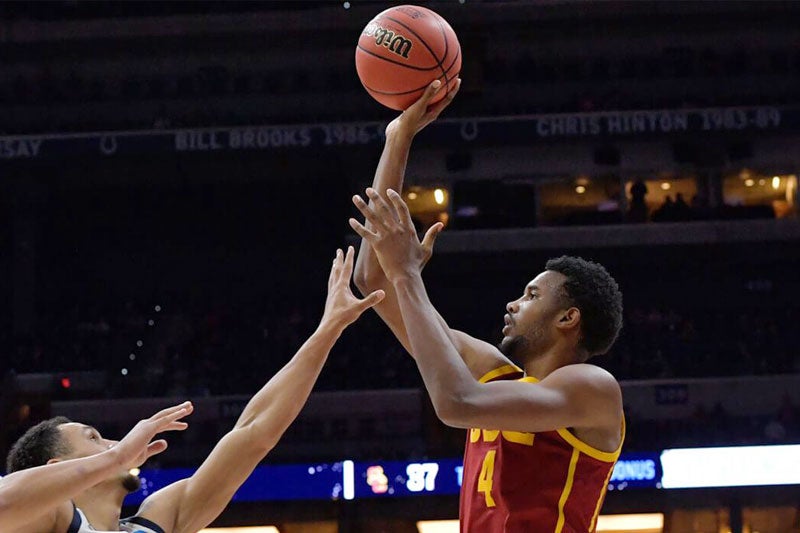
[351,190,621,433]
[353,80,516,379]
[393,273,621,432]
[137,248,384,533]
[353,79,456,344]
[0,402,192,531]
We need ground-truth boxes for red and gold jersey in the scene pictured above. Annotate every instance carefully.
[459,365,624,533]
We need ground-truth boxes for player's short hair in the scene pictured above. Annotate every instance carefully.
[545,256,623,357]
[6,416,73,473]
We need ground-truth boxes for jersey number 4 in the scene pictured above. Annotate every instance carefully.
[477,450,497,507]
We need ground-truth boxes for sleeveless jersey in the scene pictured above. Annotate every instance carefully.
[67,504,165,533]
[459,365,624,533]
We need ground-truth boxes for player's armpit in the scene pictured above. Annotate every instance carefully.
[137,428,270,533]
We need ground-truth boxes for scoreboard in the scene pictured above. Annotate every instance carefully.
[352,459,463,498]
[118,445,799,505]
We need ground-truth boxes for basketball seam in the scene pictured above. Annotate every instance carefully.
[356,44,441,72]
[362,48,460,96]
[431,14,453,91]
[384,13,445,70]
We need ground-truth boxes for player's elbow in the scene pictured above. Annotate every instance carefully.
[235,423,280,457]
[432,392,474,429]
[434,389,489,429]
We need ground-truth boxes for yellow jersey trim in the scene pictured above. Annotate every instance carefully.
[589,462,616,531]
[556,424,623,463]
[554,448,580,533]
[478,364,523,384]
[518,376,625,463]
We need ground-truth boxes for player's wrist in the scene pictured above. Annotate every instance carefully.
[388,269,423,286]
[385,122,416,145]
[315,316,347,339]
[100,444,129,470]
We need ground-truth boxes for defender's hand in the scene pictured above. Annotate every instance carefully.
[322,247,385,330]
[112,401,193,469]
[350,188,443,283]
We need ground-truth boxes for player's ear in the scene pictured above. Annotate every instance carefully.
[556,307,580,330]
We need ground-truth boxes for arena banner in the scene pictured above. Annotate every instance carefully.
[0,106,792,161]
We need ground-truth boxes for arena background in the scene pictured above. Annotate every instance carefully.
[1,1,799,532]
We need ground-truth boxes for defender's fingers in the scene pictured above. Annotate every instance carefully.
[349,218,378,240]
[328,248,343,288]
[366,188,399,223]
[340,246,356,280]
[357,289,386,312]
[421,222,444,251]
[386,189,415,228]
[150,401,192,422]
[145,439,168,458]
[353,195,389,230]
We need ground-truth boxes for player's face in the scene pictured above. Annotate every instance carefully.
[499,270,567,359]
[58,422,117,458]
[57,423,141,492]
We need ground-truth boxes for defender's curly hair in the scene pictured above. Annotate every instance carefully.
[545,256,623,357]
[6,416,73,473]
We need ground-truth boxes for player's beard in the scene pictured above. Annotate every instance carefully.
[498,322,547,361]
[121,472,142,493]
[498,334,524,359]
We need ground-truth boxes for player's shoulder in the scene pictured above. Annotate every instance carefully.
[545,363,621,396]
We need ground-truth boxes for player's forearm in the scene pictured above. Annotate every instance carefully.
[0,451,121,529]
[392,274,478,422]
[233,320,342,448]
[355,131,414,289]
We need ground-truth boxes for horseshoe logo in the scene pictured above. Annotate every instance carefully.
[460,121,478,141]
[99,135,118,155]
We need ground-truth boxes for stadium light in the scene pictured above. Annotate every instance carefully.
[596,513,664,531]
[417,520,458,533]
[661,444,800,488]
[419,515,664,533]
[198,526,281,533]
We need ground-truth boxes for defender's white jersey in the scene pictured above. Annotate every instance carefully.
[67,505,164,533]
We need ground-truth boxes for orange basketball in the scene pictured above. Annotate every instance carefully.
[355,5,461,111]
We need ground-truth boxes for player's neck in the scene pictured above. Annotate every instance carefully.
[521,345,581,380]
[73,481,126,530]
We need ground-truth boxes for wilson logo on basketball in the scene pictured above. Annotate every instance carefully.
[363,22,413,59]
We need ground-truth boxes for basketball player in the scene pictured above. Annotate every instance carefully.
[1,247,384,533]
[352,81,625,532]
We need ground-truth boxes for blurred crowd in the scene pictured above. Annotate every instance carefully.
[2,45,798,134]
[3,299,798,396]
[2,298,799,465]
[624,395,800,452]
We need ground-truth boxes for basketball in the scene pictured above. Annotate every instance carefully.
[355,5,461,111]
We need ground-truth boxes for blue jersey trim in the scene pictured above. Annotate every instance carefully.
[67,503,82,533]
[123,515,166,533]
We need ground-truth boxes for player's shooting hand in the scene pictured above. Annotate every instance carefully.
[386,78,461,140]
[350,188,443,283]
[321,246,385,330]
[111,401,193,469]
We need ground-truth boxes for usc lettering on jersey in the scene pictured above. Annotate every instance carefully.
[459,365,624,533]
